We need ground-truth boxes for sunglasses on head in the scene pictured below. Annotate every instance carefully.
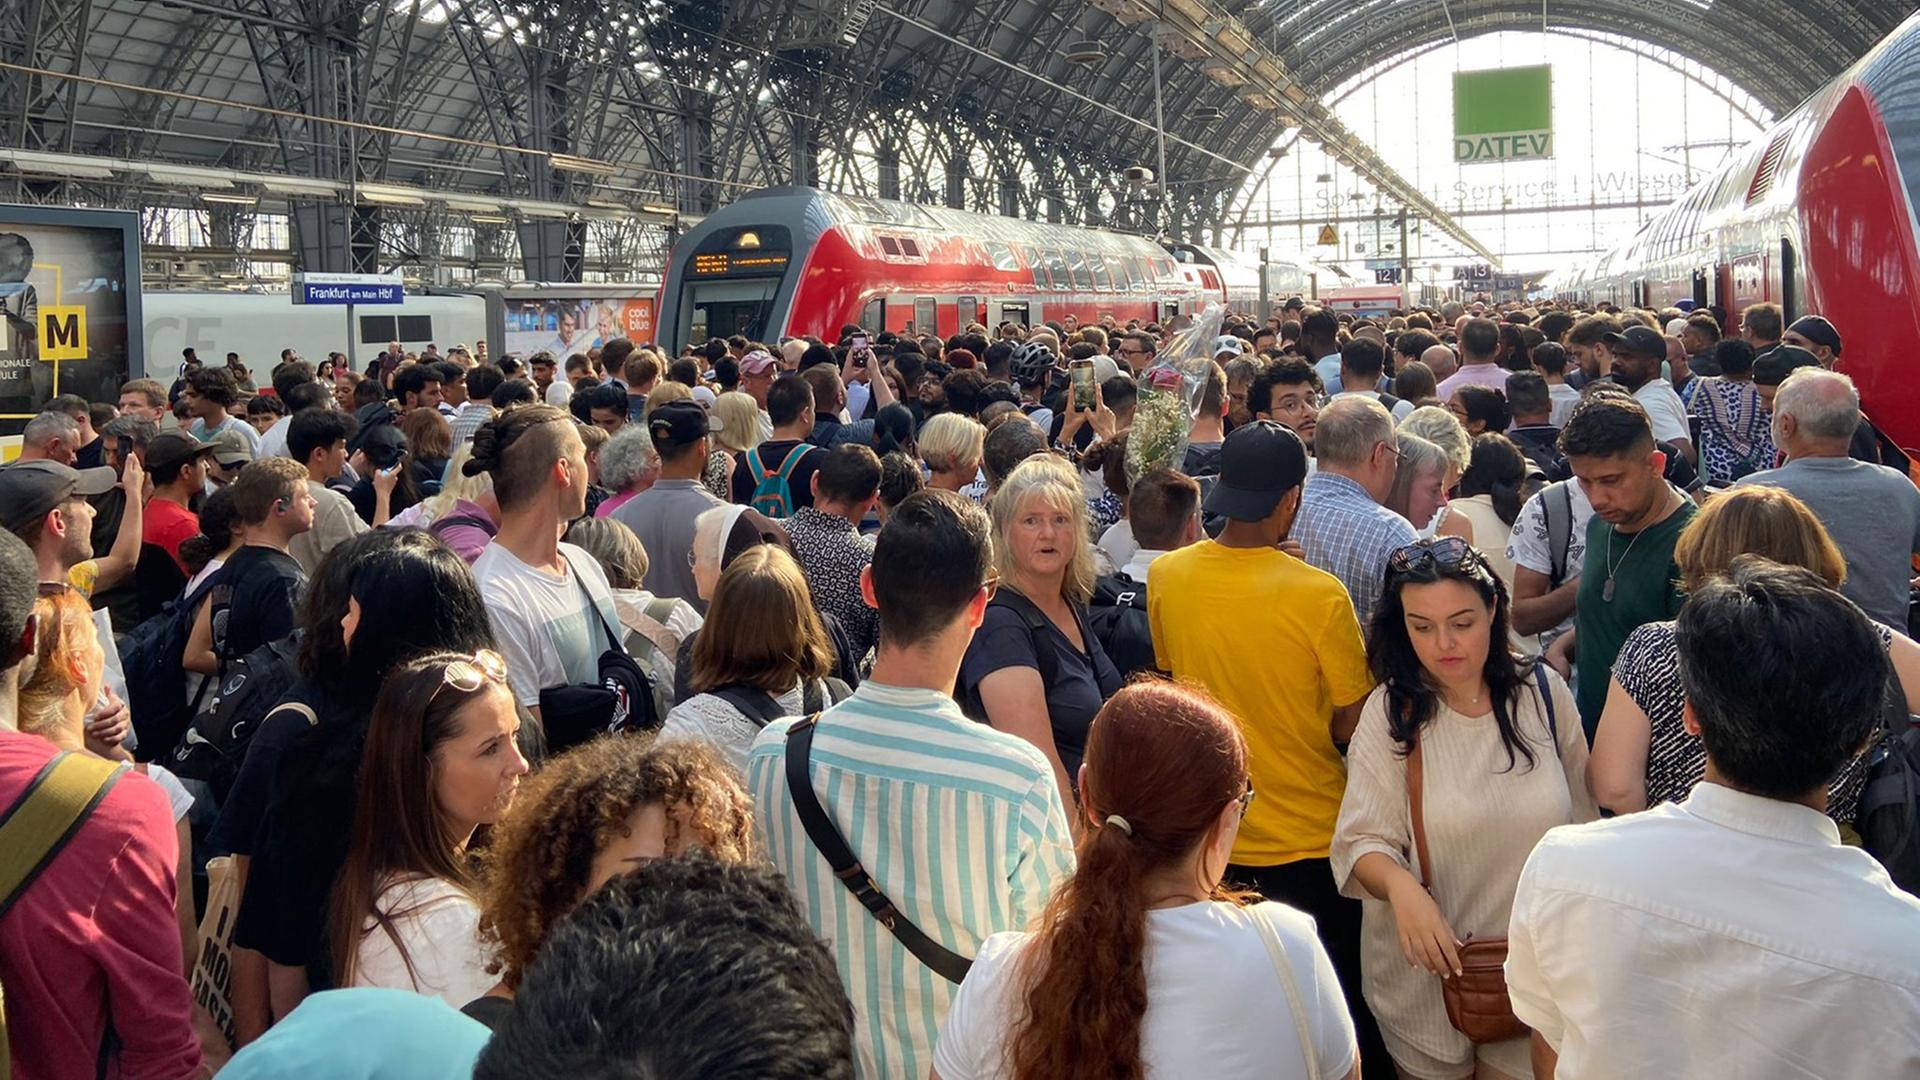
[1387,536,1490,578]
[430,649,508,702]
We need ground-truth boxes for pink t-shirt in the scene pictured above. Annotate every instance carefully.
[0,733,201,1080]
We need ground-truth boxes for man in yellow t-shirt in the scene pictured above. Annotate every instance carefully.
[1148,419,1384,1071]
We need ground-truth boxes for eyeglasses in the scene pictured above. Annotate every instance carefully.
[1235,779,1257,817]
[430,649,508,703]
[980,572,1001,600]
[687,548,699,568]
[1387,536,1487,577]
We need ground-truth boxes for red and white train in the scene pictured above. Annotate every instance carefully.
[1561,8,1920,453]
[653,187,1314,349]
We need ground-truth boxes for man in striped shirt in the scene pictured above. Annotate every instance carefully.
[748,490,1075,1080]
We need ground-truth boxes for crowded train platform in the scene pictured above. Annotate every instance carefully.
[5,1,1920,1078]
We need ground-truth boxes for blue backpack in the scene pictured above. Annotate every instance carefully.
[745,443,814,518]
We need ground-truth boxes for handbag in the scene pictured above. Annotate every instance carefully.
[1242,903,1320,1079]
[537,555,662,754]
[1407,664,1556,1045]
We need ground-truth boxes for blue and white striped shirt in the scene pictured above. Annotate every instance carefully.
[1292,470,1418,628]
[746,681,1076,1080]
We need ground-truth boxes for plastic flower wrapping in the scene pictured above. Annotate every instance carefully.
[1124,303,1227,488]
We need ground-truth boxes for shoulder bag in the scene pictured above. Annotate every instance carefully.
[1408,664,1555,1045]
[784,714,971,983]
[537,556,661,753]
[1242,903,1321,1079]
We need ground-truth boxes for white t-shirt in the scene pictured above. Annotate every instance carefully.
[472,541,622,708]
[352,875,494,1008]
[1634,379,1691,446]
[1506,480,1595,644]
[933,900,1355,1080]
[257,414,293,460]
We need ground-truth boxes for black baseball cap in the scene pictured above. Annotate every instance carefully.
[1752,345,1823,387]
[0,460,116,535]
[647,400,718,447]
[1204,420,1309,522]
[144,431,219,480]
[1603,324,1666,358]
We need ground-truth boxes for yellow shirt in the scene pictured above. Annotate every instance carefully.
[1148,540,1373,866]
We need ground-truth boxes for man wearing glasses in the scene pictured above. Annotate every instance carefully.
[1112,330,1156,376]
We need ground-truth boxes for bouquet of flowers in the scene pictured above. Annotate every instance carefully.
[1125,304,1226,488]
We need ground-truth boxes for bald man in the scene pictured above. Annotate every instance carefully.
[1421,343,1459,382]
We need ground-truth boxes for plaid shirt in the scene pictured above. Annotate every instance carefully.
[1291,471,1417,627]
[448,400,494,448]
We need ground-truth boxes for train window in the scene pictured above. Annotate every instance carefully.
[397,315,432,341]
[1090,254,1113,291]
[1069,251,1093,291]
[861,297,885,331]
[1046,250,1069,291]
[958,295,978,325]
[1126,257,1146,291]
[986,242,1020,273]
[359,315,396,344]
[880,236,902,257]
[901,238,923,258]
[914,296,937,333]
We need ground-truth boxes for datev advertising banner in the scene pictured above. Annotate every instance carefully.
[1454,66,1553,163]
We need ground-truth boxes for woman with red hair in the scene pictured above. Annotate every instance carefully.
[932,681,1358,1080]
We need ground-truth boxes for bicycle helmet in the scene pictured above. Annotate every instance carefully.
[1009,340,1057,386]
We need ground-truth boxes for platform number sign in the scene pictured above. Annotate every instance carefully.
[1454,66,1552,163]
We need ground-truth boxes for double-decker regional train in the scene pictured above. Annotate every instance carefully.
[1561,8,1920,454]
[653,187,1315,348]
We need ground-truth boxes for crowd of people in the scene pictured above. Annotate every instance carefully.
[1,295,1918,1080]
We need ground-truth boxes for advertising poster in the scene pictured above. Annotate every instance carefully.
[0,207,139,435]
[503,296,655,358]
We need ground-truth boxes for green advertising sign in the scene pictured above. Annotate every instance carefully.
[1454,66,1552,163]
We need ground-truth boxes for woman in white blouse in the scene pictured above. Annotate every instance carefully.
[1332,537,1596,1080]
[326,650,529,1007]
[933,681,1357,1080]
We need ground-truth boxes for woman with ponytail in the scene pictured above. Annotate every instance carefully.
[933,681,1358,1080]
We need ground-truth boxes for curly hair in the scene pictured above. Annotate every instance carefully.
[479,736,754,990]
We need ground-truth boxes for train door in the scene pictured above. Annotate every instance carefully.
[1780,238,1798,323]
[1692,270,1709,311]
[992,299,1031,330]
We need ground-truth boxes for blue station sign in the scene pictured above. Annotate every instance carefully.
[292,272,406,305]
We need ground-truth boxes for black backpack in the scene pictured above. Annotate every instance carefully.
[535,556,663,755]
[1858,685,1920,894]
[1087,573,1159,679]
[169,634,303,806]
[119,577,219,763]
[709,679,851,729]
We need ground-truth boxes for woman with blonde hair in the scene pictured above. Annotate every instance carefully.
[1397,406,1474,542]
[1590,485,1920,819]
[658,544,845,773]
[466,735,753,1027]
[705,391,760,499]
[643,379,693,416]
[384,443,500,564]
[919,412,988,496]
[960,453,1122,819]
[401,407,453,490]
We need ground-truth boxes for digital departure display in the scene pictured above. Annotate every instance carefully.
[690,251,790,276]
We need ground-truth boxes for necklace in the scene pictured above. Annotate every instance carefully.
[1603,490,1677,602]
[1602,526,1643,602]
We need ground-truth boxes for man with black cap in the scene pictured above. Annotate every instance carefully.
[1147,419,1383,1073]
[143,430,218,574]
[612,399,725,610]
[1779,314,1888,464]
[0,457,138,592]
[1605,324,1695,467]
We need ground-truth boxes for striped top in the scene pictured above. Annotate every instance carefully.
[746,681,1076,1080]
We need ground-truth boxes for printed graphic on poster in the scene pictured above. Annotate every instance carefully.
[503,296,656,358]
[0,207,140,436]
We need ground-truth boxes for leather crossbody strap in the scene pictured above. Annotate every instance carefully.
[784,714,972,984]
